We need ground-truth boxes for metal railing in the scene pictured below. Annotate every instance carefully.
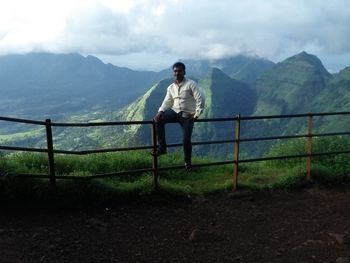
[1,111,350,191]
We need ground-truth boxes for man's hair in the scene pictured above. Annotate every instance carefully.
[172,62,186,71]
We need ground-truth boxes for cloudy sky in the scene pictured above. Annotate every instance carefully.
[1,0,350,72]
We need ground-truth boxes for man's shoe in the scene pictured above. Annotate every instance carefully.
[151,150,167,157]
[185,162,192,171]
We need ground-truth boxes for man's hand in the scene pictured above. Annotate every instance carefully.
[185,113,197,120]
[154,111,164,122]
[189,114,198,120]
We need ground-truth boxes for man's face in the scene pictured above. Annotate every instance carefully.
[173,66,185,82]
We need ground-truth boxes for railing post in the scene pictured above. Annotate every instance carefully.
[45,119,56,191]
[306,112,313,181]
[233,114,241,191]
[151,120,159,190]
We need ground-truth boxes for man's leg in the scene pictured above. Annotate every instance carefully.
[179,117,194,166]
[154,109,178,153]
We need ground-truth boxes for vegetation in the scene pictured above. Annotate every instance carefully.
[1,134,349,202]
[266,136,350,184]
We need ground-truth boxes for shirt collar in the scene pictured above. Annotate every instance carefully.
[175,77,187,86]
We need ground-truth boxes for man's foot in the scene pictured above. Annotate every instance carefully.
[185,162,192,172]
[151,149,167,157]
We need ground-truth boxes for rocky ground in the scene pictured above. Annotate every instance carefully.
[1,186,350,262]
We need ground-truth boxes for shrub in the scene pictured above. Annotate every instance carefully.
[266,136,350,183]
[267,136,350,166]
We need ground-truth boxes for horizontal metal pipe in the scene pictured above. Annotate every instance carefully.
[53,145,153,155]
[0,116,46,125]
[51,120,153,127]
[2,111,350,126]
[0,145,48,153]
[13,167,154,180]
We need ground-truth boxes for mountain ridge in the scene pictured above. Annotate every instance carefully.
[253,51,333,116]
[1,51,349,157]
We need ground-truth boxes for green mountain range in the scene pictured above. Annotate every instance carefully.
[1,51,349,157]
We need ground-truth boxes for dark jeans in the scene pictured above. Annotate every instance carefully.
[155,109,194,163]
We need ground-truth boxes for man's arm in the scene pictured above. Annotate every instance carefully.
[159,86,174,112]
[154,86,174,121]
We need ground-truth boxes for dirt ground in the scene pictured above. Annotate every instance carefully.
[1,186,350,263]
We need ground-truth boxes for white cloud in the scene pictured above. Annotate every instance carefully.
[1,0,350,70]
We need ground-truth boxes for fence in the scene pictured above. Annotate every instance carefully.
[1,111,350,191]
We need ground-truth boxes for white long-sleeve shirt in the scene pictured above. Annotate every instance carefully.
[158,78,205,118]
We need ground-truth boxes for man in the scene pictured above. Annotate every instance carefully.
[152,62,205,171]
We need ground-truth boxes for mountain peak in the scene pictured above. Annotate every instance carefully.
[333,66,350,81]
[286,51,324,67]
[211,67,227,76]
[254,51,334,115]
[281,51,331,78]
[207,67,231,80]
[183,55,275,83]
[86,55,103,64]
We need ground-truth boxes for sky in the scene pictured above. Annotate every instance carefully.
[1,0,350,72]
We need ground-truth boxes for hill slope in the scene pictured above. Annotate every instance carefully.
[253,51,333,116]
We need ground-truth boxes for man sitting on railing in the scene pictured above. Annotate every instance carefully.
[152,62,205,171]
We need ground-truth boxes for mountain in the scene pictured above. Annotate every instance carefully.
[0,52,168,119]
[241,51,350,157]
[253,51,333,116]
[309,67,350,132]
[312,67,350,113]
[182,55,275,83]
[201,68,256,117]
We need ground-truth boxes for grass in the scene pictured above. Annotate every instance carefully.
[1,136,350,203]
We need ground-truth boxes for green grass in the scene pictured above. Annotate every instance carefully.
[1,136,350,203]
[265,136,350,184]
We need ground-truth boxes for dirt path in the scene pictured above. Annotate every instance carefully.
[1,187,350,262]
